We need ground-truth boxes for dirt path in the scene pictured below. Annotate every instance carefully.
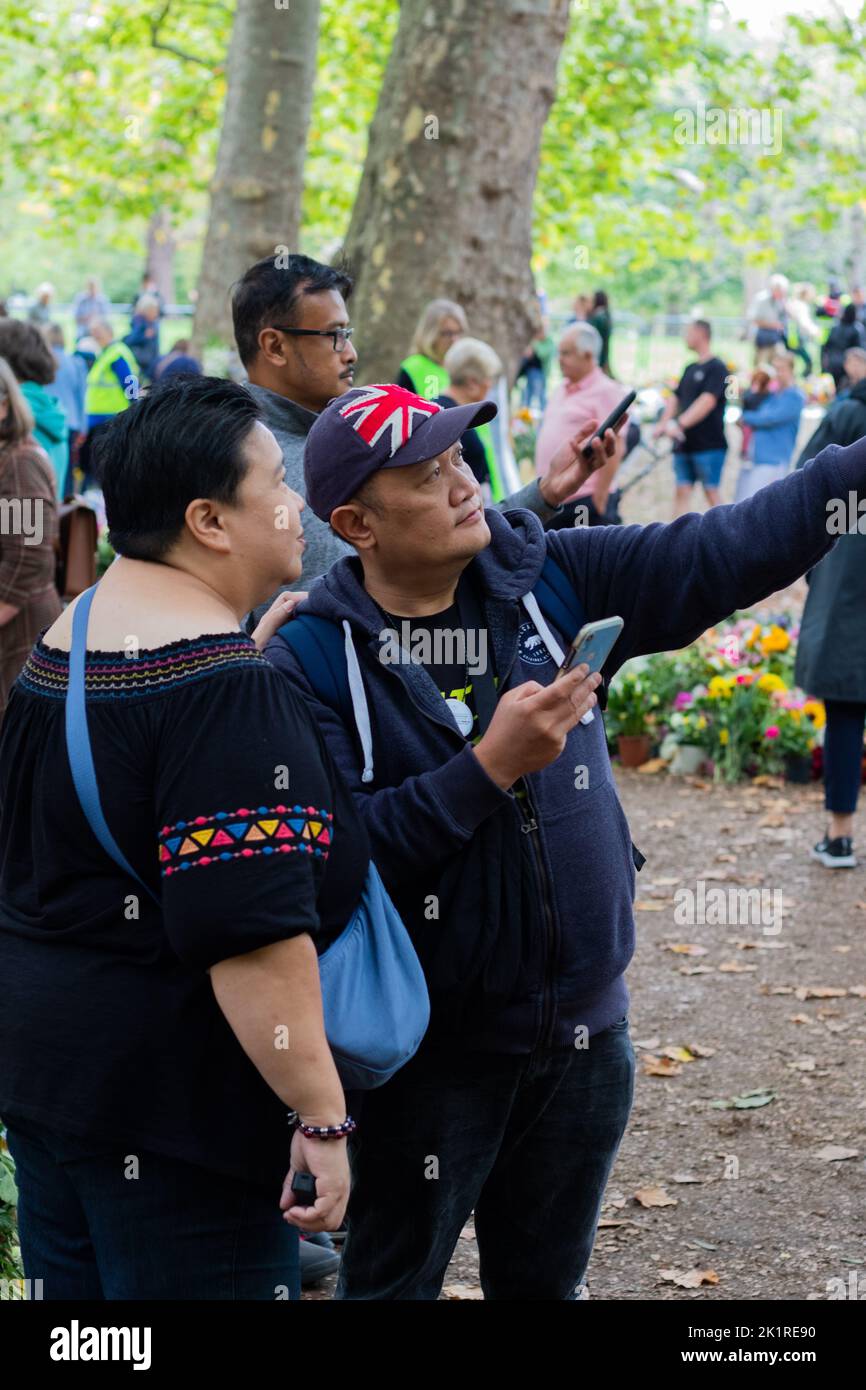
[306,769,866,1302]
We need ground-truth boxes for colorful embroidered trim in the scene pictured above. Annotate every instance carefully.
[18,633,266,700]
[158,804,333,877]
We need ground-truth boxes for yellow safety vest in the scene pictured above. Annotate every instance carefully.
[86,342,139,418]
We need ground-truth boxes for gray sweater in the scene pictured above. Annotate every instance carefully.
[246,380,559,620]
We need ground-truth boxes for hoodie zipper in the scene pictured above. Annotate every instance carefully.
[515,775,558,1050]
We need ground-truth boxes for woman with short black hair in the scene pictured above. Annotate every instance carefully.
[0,375,369,1299]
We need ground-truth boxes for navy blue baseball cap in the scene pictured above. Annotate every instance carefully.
[303,382,497,522]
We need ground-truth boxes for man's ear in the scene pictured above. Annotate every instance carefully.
[257,327,289,367]
[331,499,376,550]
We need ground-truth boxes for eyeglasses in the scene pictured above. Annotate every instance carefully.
[270,325,354,353]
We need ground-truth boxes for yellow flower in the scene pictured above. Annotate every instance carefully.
[757,673,787,693]
[719,728,730,745]
[695,716,707,730]
[745,623,762,650]
[708,675,734,698]
[760,625,790,655]
[803,699,826,729]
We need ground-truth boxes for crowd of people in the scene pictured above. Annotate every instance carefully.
[0,251,865,1302]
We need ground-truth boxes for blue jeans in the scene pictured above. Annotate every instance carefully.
[673,448,727,488]
[336,1018,635,1300]
[4,1116,299,1300]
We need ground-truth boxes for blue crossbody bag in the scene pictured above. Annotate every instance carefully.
[64,584,430,1089]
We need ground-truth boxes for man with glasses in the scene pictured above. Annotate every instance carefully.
[233,254,359,591]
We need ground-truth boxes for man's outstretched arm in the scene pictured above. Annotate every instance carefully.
[546,436,864,675]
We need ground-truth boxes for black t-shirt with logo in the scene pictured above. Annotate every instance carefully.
[675,355,729,453]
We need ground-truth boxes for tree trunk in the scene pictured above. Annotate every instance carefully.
[192,0,321,351]
[146,208,176,307]
[341,0,571,387]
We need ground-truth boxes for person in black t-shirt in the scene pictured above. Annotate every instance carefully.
[653,318,730,517]
[0,376,369,1300]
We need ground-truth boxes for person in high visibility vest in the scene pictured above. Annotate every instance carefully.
[79,320,140,488]
[396,299,468,401]
[396,300,508,499]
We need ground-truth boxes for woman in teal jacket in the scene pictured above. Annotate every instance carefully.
[0,319,67,497]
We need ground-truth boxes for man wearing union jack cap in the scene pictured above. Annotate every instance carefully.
[265,378,866,1299]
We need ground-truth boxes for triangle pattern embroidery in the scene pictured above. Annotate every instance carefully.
[227,822,248,840]
[179,837,198,855]
[274,823,294,839]
[192,828,215,846]
[308,821,323,838]
[211,829,234,847]
[258,819,279,836]
[245,825,266,841]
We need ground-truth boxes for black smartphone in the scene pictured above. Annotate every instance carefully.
[581,390,636,459]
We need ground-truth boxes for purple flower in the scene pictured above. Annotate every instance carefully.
[674,691,693,710]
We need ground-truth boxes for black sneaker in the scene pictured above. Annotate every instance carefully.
[299,1232,340,1287]
[811,835,857,869]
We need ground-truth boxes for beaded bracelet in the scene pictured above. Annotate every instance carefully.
[287,1110,357,1140]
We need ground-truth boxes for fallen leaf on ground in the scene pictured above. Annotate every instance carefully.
[711,1090,775,1110]
[679,965,715,974]
[815,1145,859,1162]
[753,775,784,788]
[658,1268,720,1287]
[718,961,757,973]
[671,1173,705,1184]
[653,875,682,886]
[643,1055,682,1077]
[789,1013,812,1024]
[787,1057,816,1071]
[638,758,667,774]
[662,942,709,955]
[442,1283,483,1299]
[687,1043,717,1057]
[634,1185,678,1208]
[716,852,737,862]
[636,901,668,911]
[795,986,847,1000]
[849,985,866,998]
[652,818,676,828]
[661,1045,695,1062]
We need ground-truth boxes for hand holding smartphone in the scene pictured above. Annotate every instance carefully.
[555,615,624,724]
[581,391,636,460]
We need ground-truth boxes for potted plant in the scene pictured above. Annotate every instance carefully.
[605,673,655,767]
[769,705,817,783]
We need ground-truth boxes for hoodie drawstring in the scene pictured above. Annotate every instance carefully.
[343,619,375,784]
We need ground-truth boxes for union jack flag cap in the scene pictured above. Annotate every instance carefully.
[303,382,497,521]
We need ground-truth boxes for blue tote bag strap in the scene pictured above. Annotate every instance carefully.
[65,584,160,906]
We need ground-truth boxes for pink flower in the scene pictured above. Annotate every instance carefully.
[674,691,693,710]
[764,725,780,739]
[736,673,751,684]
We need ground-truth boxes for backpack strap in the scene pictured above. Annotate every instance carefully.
[533,552,584,640]
[65,584,160,905]
[277,613,353,724]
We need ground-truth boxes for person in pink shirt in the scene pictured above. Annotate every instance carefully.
[535,322,628,525]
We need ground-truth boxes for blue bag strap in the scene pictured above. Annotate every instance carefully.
[533,552,584,640]
[277,613,352,723]
[65,584,160,905]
